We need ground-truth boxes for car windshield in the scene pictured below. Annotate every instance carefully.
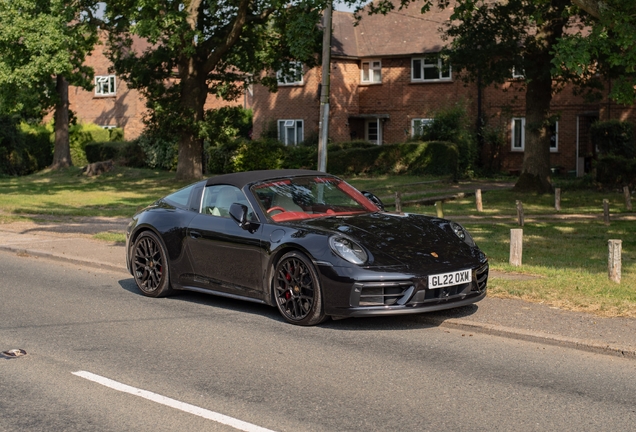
[252,176,378,222]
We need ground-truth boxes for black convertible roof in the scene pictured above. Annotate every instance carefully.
[205,169,328,188]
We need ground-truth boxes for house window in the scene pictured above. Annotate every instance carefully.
[278,120,304,145]
[277,62,304,86]
[365,119,381,144]
[550,121,559,152]
[511,117,525,151]
[411,57,451,82]
[361,60,382,83]
[411,118,434,137]
[95,75,116,96]
[512,66,525,79]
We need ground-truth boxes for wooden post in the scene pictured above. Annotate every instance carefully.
[603,199,610,225]
[395,191,402,213]
[516,200,524,227]
[435,200,444,218]
[510,229,523,266]
[555,188,561,212]
[475,189,483,212]
[624,186,632,211]
[608,239,622,283]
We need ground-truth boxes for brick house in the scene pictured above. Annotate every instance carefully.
[251,5,636,176]
[67,8,636,175]
[64,31,242,140]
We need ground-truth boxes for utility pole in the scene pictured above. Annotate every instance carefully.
[317,2,333,172]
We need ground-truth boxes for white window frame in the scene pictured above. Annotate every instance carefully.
[278,119,304,145]
[365,119,382,145]
[411,118,434,137]
[101,125,117,130]
[361,60,382,84]
[550,121,559,152]
[95,75,116,96]
[277,62,304,86]
[511,117,525,151]
[411,57,452,82]
[512,66,525,79]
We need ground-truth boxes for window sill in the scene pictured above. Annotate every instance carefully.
[510,149,524,152]
[359,82,382,86]
[93,94,117,99]
[409,79,453,84]
[277,83,304,87]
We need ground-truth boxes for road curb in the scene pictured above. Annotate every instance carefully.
[425,317,636,359]
[0,245,128,275]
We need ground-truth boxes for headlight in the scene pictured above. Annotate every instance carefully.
[450,222,476,247]
[329,236,367,265]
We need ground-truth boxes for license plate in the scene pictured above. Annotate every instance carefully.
[428,269,472,289]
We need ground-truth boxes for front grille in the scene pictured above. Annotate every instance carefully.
[353,282,414,306]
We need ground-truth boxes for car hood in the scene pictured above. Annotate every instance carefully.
[290,213,485,273]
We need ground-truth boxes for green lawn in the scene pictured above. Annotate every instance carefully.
[2,168,634,316]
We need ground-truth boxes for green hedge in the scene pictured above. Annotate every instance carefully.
[0,117,52,176]
[596,155,636,187]
[69,123,124,166]
[327,141,459,177]
[84,141,146,167]
[591,120,635,159]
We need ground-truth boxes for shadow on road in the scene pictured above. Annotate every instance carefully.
[118,278,480,331]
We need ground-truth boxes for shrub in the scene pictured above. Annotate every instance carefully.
[68,123,124,166]
[0,116,52,176]
[208,138,285,173]
[135,134,179,170]
[326,141,458,177]
[596,155,636,188]
[84,141,146,167]
[417,102,477,176]
[590,120,635,158]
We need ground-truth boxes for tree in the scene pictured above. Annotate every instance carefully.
[104,0,329,181]
[555,0,636,104]
[0,0,99,168]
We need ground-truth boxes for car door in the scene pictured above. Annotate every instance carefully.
[185,184,264,298]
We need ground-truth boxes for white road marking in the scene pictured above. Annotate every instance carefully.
[72,371,276,432]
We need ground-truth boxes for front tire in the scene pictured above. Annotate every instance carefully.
[132,231,173,297]
[273,251,327,326]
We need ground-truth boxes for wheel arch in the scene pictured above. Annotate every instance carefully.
[265,243,319,306]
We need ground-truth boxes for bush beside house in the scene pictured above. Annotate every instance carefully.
[592,120,636,187]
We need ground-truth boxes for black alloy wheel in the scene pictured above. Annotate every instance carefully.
[132,231,173,297]
[274,251,326,326]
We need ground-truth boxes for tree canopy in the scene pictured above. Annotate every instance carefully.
[104,0,331,180]
[0,0,99,168]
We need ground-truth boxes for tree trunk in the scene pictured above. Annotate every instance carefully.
[514,2,569,193]
[515,73,553,193]
[51,75,72,169]
[175,62,208,181]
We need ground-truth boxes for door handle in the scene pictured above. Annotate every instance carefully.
[189,231,202,239]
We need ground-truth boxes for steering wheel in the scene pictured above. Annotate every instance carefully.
[267,206,287,215]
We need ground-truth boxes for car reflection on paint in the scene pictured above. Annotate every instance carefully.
[126,169,488,326]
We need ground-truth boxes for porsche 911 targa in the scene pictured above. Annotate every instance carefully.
[126,169,488,325]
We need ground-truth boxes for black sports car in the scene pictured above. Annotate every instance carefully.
[126,169,488,325]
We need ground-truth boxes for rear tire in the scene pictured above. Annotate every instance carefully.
[273,251,327,326]
[132,231,173,297]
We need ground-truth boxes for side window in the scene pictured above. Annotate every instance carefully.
[164,184,196,209]
[200,185,256,220]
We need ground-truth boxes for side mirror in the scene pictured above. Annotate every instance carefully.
[361,191,385,212]
[229,203,250,230]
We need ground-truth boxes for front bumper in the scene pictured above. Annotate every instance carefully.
[319,262,489,318]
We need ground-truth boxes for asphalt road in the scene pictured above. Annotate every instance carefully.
[2,251,636,432]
